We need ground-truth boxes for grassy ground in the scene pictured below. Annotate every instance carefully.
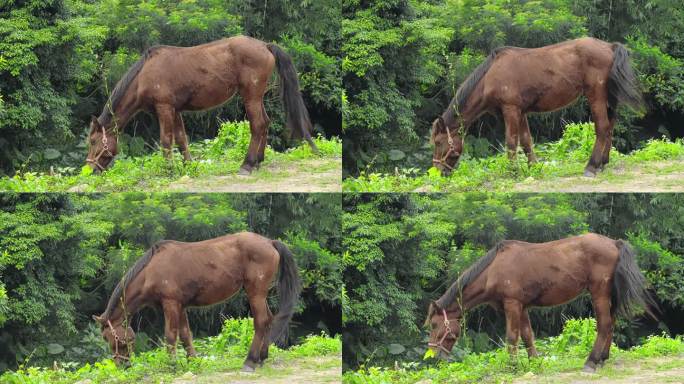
[342,318,684,384]
[343,123,684,192]
[0,121,342,192]
[0,318,342,384]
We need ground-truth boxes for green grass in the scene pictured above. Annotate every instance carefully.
[343,318,684,384]
[343,122,684,192]
[0,318,342,384]
[0,121,342,192]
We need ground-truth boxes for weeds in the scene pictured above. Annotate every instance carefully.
[343,318,684,383]
[0,121,342,192]
[0,318,341,384]
[343,122,684,192]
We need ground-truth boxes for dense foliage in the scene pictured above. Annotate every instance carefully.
[344,318,684,383]
[1,317,341,383]
[342,0,684,176]
[0,0,341,174]
[342,193,684,368]
[0,193,342,371]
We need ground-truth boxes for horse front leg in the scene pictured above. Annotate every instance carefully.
[179,309,197,358]
[156,104,176,160]
[162,299,182,356]
[519,115,537,164]
[174,112,192,162]
[503,299,522,358]
[501,105,522,161]
[520,309,539,358]
[584,295,613,372]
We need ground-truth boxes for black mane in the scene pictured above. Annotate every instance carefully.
[98,46,160,127]
[447,46,512,116]
[435,241,507,310]
[101,240,171,320]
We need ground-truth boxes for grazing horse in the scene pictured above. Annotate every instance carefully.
[425,233,656,372]
[92,232,301,372]
[431,37,644,177]
[86,35,317,174]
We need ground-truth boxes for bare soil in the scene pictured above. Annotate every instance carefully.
[512,355,684,384]
[171,355,341,384]
[167,158,342,192]
[511,160,684,192]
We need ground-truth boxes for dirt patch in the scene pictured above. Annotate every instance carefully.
[512,355,684,384]
[172,355,341,384]
[511,161,684,192]
[167,158,341,192]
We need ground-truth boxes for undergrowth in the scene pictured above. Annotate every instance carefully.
[343,318,684,383]
[0,121,342,192]
[343,122,684,192]
[0,318,341,384]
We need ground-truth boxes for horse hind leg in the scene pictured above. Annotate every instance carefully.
[258,306,274,364]
[600,107,617,169]
[584,293,613,372]
[238,97,269,175]
[243,287,271,371]
[584,89,612,177]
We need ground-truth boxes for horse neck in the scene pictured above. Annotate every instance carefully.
[107,279,144,326]
[443,82,487,131]
[444,274,488,317]
[98,83,140,134]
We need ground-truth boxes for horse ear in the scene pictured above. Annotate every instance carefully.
[90,115,100,127]
[433,117,446,133]
[92,314,104,324]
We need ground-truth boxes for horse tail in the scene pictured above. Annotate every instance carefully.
[266,43,319,153]
[611,240,658,319]
[608,43,645,113]
[269,240,302,347]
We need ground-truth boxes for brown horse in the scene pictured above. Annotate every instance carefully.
[92,232,301,372]
[431,37,644,177]
[425,233,656,372]
[86,35,317,174]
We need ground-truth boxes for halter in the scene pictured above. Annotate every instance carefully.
[86,125,115,171]
[432,126,461,171]
[428,308,458,355]
[106,319,131,362]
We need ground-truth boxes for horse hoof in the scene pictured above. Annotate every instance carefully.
[241,364,255,373]
[237,167,252,176]
[583,169,597,178]
[582,363,597,373]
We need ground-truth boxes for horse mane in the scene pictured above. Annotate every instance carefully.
[98,46,161,127]
[434,241,507,310]
[449,46,513,115]
[101,240,171,320]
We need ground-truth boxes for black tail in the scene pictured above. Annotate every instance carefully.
[608,43,645,112]
[266,43,319,153]
[269,240,302,347]
[611,240,658,319]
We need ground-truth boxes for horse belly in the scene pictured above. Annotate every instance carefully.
[184,85,237,111]
[529,277,585,306]
[190,278,242,306]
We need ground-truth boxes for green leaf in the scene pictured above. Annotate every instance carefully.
[388,149,406,161]
[43,148,61,160]
[46,343,64,355]
[388,343,405,355]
